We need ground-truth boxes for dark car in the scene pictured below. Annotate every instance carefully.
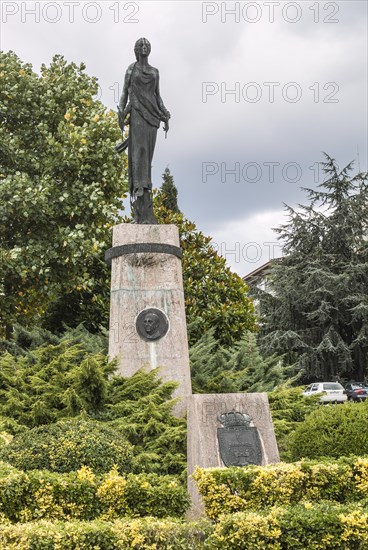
[344,383,368,402]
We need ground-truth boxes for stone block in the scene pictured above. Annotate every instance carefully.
[187,393,280,517]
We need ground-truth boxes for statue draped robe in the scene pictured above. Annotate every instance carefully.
[121,62,168,223]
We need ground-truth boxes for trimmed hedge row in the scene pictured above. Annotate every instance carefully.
[208,501,368,549]
[194,457,368,520]
[0,503,368,549]
[0,464,189,522]
[0,517,212,549]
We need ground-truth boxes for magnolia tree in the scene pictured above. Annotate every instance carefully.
[0,52,128,338]
[154,192,257,347]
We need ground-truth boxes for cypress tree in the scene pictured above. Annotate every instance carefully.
[159,167,180,213]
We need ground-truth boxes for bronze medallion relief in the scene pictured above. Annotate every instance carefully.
[136,308,169,342]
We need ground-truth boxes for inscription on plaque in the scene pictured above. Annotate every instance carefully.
[217,411,262,467]
[136,308,169,342]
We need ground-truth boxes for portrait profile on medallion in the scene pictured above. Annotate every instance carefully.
[136,308,169,342]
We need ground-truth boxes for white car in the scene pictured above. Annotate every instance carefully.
[303,382,347,403]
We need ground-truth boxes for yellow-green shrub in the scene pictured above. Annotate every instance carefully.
[0,467,99,522]
[0,419,133,474]
[0,465,189,522]
[194,457,368,520]
[0,506,367,549]
[208,502,368,549]
[0,518,212,549]
[0,519,122,549]
[97,467,188,518]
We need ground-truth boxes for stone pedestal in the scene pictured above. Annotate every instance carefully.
[107,223,192,416]
[187,393,280,518]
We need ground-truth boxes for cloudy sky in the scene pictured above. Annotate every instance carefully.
[2,0,367,276]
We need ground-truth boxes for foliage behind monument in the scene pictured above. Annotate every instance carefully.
[154,194,257,346]
[256,155,368,382]
[0,52,128,338]
[158,167,181,214]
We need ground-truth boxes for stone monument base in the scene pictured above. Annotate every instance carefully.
[106,223,192,417]
[187,393,280,518]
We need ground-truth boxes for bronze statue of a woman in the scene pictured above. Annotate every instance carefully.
[116,38,170,224]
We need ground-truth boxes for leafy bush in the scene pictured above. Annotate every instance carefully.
[268,386,320,460]
[190,329,292,394]
[207,502,368,549]
[0,504,367,549]
[194,457,368,520]
[289,400,368,460]
[0,419,133,474]
[0,517,212,549]
[0,340,113,426]
[0,328,187,476]
[0,467,100,523]
[104,369,187,477]
[98,468,189,519]
[0,465,189,522]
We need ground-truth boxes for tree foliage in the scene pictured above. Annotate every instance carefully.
[190,328,292,393]
[0,51,128,338]
[0,328,112,426]
[157,167,180,213]
[154,193,257,346]
[257,155,368,381]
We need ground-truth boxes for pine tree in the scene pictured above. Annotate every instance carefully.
[190,328,292,393]
[227,332,294,393]
[0,325,187,475]
[159,167,180,213]
[257,154,368,382]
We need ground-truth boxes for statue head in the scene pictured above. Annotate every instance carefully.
[134,38,151,60]
[143,312,160,335]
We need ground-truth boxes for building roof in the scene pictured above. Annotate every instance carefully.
[243,258,282,285]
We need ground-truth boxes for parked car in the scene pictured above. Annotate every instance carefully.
[303,382,347,403]
[344,383,368,402]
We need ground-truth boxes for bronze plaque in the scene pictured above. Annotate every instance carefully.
[217,411,262,467]
[136,308,169,342]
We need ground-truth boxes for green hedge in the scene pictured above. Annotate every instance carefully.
[0,419,134,474]
[0,464,189,522]
[194,457,368,520]
[207,501,368,549]
[0,518,212,549]
[0,504,368,549]
[289,400,368,460]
